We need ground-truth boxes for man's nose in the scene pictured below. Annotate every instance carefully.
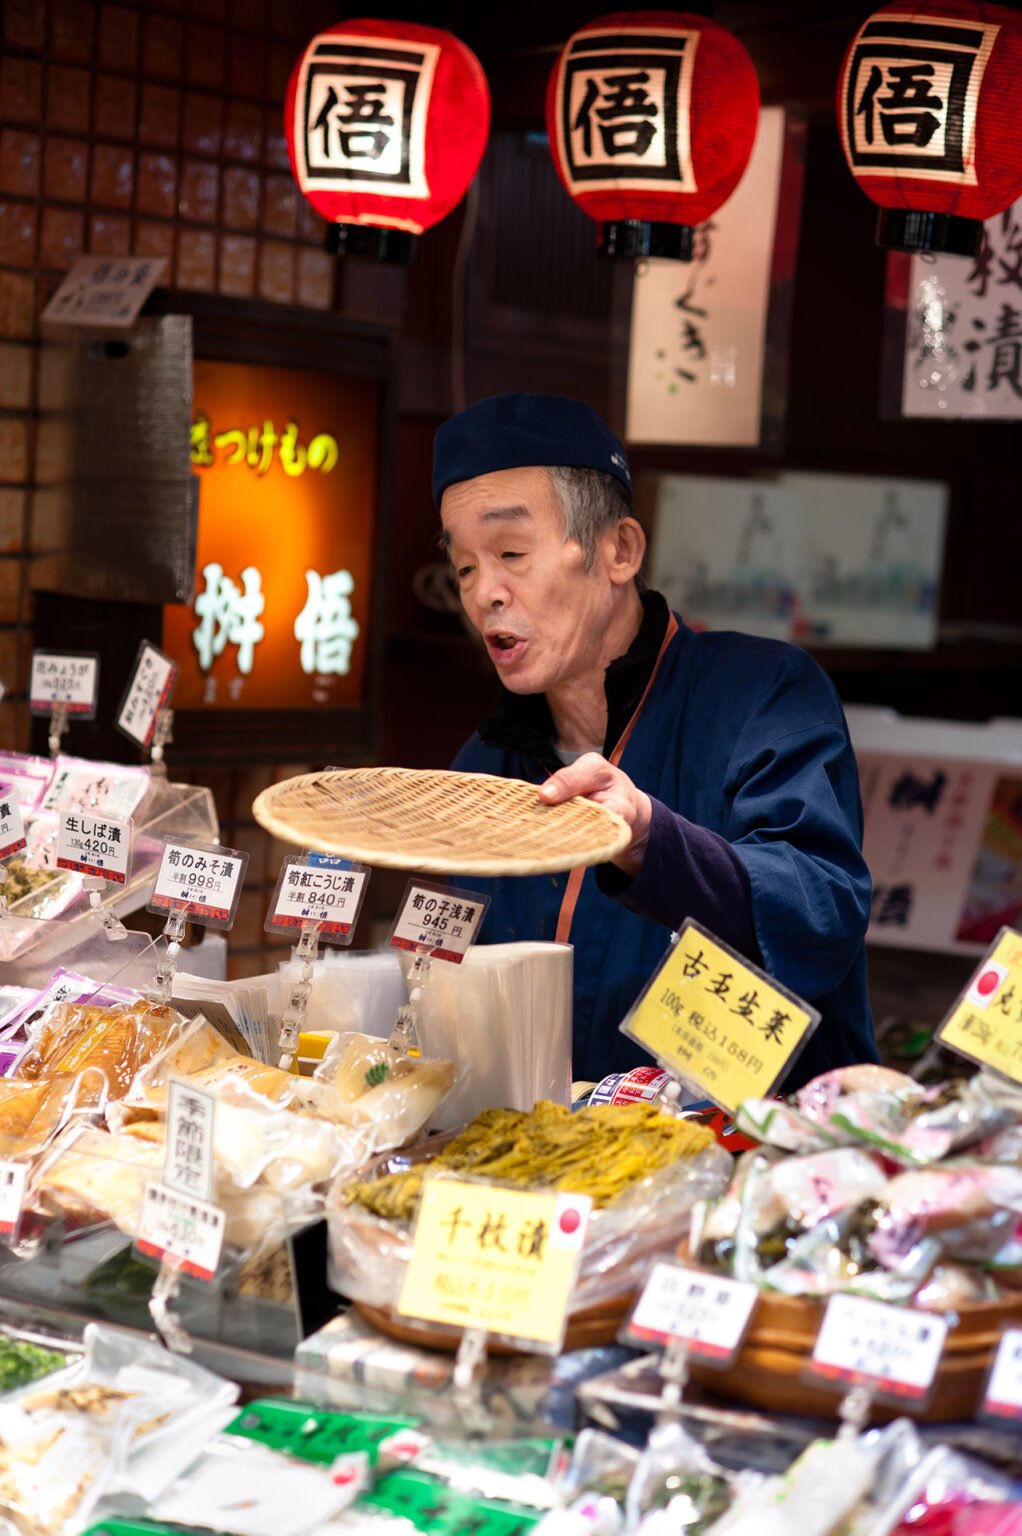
[474,561,511,611]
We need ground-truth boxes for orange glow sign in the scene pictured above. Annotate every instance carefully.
[163,359,380,710]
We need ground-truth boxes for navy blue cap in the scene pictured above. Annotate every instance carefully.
[432,392,632,506]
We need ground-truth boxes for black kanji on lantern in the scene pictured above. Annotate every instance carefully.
[844,16,993,178]
[562,29,693,186]
[302,37,431,189]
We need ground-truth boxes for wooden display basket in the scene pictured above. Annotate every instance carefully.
[684,1270,1022,1424]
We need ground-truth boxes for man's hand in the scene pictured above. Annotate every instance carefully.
[538,753,652,877]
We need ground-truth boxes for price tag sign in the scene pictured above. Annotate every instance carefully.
[0,789,26,863]
[811,1294,948,1404]
[56,810,132,885]
[116,640,177,750]
[148,839,248,930]
[29,650,100,718]
[398,1175,592,1353]
[136,1181,226,1282]
[938,927,1022,1085]
[983,1328,1022,1421]
[625,1261,758,1364]
[164,1078,216,1204]
[0,1161,28,1239]
[266,852,370,945]
[389,879,489,965]
[620,919,820,1114]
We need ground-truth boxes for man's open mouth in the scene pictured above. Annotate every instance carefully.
[486,632,527,662]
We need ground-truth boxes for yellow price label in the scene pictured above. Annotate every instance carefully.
[620,920,819,1114]
[938,927,1022,1084]
[397,1176,592,1353]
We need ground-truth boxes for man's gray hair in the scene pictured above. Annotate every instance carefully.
[547,465,646,589]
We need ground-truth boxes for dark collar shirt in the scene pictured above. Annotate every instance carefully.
[452,590,878,1090]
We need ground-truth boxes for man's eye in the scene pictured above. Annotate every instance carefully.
[501,551,523,561]
[456,565,474,580]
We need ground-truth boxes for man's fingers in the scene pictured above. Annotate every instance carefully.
[538,753,606,804]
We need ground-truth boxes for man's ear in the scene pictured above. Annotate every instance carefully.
[605,517,646,587]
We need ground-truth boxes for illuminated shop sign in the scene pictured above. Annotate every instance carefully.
[163,360,379,711]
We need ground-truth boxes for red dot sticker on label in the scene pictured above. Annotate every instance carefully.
[966,960,1009,1009]
[559,1207,581,1236]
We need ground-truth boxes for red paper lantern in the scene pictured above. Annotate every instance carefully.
[837,1,1022,257]
[545,10,760,261]
[285,19,490,262]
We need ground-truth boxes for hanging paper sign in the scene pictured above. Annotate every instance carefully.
[0,1162,28,1239]
[116,640,177,751]
[41,255,166,328]
[811,1294,948,1403]
[983,1329,1022,1421]
[389,878,489,964]
[29,650,100,718]
[56,810,132,885]
[136,1181,225,1282]
[899,198,1022,420]
[266,852,370,945]
[0,790,26,863]
[625,1261,758,1364]
[398,1175,592,1352]
[148,839,248,930]
[620,919,820,1113]
[164,1078,216,1204]
[938,927,1022,1085]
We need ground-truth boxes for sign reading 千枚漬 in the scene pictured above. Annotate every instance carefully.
[899,195,1022,418]
[294,31,438,200]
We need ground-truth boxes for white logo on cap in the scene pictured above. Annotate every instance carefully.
[611,452,628,474]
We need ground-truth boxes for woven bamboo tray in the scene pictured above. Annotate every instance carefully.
[252,766,631,875]
[678,1245,1022,1423]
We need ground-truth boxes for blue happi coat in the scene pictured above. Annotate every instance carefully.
[452,593,877,1089]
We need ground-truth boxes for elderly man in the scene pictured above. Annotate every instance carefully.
[434,392,877,1089]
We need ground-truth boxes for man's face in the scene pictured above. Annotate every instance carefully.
[441,466,617,696]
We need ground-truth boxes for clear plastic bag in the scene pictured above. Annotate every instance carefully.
[12,998,187,1100]
[327,1128,731,1314]
[0,1320,235,1535]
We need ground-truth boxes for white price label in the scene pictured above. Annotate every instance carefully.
[116,641,177,749]
[136,1181,225,1282]
[389,879,489,964]
[0,789,26,863]
[812,1294,948,1401]
[267,854,369,943]
[56,810,132,885]
[29,651,100,717]
[148,840,248,930]
[0,1161,27,1237]
[164,1078,216,1204]
[627,1262,759,1361]
[984,1328,1022,1421]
